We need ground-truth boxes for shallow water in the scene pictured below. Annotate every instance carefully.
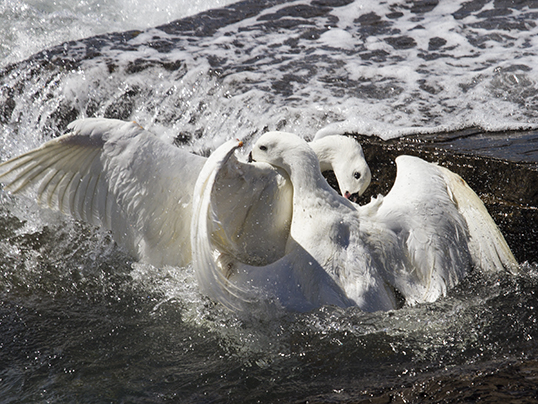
[1,0,538,402]
[1,199,537,402]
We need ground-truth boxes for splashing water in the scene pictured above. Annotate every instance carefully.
[1,0,538,402]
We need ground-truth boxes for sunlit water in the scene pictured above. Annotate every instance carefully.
[1,0,538,402]
[0,0,238,68]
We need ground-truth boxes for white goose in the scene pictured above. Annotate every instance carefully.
[0,118,371,268]
[191,132,517,312]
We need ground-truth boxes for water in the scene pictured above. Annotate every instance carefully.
[0,0,238,68]
[1,0,538,402]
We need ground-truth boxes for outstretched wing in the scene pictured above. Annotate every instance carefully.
[364,156,476,305]
[190,139,353,312]
[438,165,518,272]
[0,118,205,267]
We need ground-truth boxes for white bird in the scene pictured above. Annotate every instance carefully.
[0,118,370,268]
[191,139,355,312]
[191,132,518,312]
[309,134,371,199]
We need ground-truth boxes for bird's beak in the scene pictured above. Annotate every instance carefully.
[344,191,359,203]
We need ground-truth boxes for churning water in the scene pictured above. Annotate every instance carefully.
[1,0,538,402]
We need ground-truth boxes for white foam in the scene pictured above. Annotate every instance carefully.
[319,29,355,50]
[0,0,239,68]
[2,0,538,149]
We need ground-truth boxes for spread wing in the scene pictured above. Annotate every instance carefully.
[438,165,518,272]
[190,139,353,312]
[0,118,205,267]
[363,155,516,305]
[0,119,369,270]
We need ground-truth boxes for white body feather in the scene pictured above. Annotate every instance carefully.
[0,118,369,268]
[190,140,355,312]
[191,132,517,312]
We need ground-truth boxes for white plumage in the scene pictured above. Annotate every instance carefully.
[0,118,370,268]
[191,132,518,312]
[0,121,517,312]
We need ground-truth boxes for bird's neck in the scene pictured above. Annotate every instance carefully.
[287,153,334,200]
[286,149,357,218]
[309,141,334,173]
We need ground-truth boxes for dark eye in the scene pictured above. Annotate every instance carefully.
[259,145,268,151]
[353,172,361,179]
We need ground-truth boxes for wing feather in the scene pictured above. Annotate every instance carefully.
[370,156,472,304]
[0,118,206,267]
[190,139,251,311]
[2,144,80,194]
[438,165,518,272]
[190,139,355,312]
[369,155,517,305]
